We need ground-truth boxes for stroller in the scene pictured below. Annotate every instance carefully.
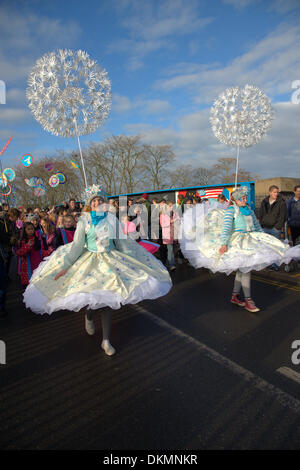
[283,222,300,273]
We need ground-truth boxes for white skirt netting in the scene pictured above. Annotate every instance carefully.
[180,207,300,275]
[23,245,172,315]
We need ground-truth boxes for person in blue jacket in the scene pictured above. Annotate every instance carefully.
[287,185,300,246]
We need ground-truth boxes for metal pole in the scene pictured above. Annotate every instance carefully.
[234,143,240,188]
[74,120,88,189]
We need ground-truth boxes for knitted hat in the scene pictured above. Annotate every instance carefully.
[231,186,248,201]
[142,193,149,200]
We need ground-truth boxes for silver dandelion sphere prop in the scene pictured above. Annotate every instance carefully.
[26,49,111,138]
[210,84,274,148]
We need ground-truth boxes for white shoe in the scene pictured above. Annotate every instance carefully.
[85,315,95,335]
[101,339,116,356]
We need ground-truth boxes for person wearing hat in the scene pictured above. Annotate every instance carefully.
[180,186,300,313]
[23,185,172,356]
[141,193,151,209]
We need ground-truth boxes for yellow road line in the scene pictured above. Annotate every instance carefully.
[251,275,300,292]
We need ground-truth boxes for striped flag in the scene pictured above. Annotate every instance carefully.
[200,187,224,199]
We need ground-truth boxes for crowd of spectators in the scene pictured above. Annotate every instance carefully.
[1,185,299,317]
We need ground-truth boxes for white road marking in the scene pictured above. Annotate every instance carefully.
[134,304,300,414]
[277,367,300,384]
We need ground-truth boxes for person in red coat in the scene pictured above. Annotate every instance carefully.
[16,223,43,287]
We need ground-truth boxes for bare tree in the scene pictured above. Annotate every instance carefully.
[168,165,212,188]
[13,155,83,208]
[85,142,117,193]
[108,135,146,194]
[189,167,212,186]
[7,137,261,209]
[210,157,258,184]
[232,169,259,182]
[168,164,194,188]
[86,135,147,195]
[142,144,175,190]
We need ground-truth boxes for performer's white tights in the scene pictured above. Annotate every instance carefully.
[233,270,251,299]
[86,309,112,340]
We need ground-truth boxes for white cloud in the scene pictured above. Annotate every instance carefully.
[188,40,201,56]
[154,24,300,104]
[0,5,81,83]
[5,88,26,105]
[125,122,181,147]
[0,56,34,84]
[123,101,300,179]
[222,0,258,9]
[112,94,171,115]
[127,57,144,71]
[108,38,169,56]
[222,0,300,12]
[269,0,300,13]
[107,0,214,68]
[0,4,82,154]
[162,61,221,76]
[121,0,213,40]
[113,93,132,113]
[143,99,172,115]
[0,108,30,122]
[0,5,80,51]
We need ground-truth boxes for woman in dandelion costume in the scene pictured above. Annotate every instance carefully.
[180,186,300,313]
[24,185,172,355]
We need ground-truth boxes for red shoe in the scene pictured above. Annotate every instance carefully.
[244,298,260,313]
[231,294,245,307]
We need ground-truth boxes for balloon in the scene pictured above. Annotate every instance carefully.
[34,185,46,197]
[22,154,33,167]
[0,184,12,196]
[16,220,23,229]
[49,174,60,187]
[0,175,8,189]
[45,162,54,171]
[56,172,66,184]
[70,160,79,169]
[25,177,43,188]
[25,178,33,187]
[3,168,15,182]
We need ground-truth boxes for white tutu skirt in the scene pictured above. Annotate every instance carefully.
[180,207,300,275]
[24,243,172,315]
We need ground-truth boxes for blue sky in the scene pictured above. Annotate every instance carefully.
[0,0,300,181]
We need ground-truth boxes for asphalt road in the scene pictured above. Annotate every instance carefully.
[0,264,300,450]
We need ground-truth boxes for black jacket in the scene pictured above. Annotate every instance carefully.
[287,197,300,228]
[0,213,12,263]
[55,227,76,248]
[259,196,287,230]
